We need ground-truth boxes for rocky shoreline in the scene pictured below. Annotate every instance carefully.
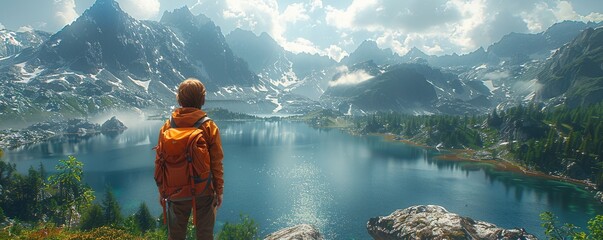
[0,116,127,149]
[266,205,537,240]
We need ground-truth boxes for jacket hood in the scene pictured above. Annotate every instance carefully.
[171,108,207,127]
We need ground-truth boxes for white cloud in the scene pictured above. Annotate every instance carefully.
[424,44,444,55]
[282,3,310,23]
[326,0,462,32]
[309,0,323,12]
[282,37,321,54]
[376,30,408,55]
[185,0,603,57]
[329,69,373,86]
[325,0,379,31]
[54,0,78,26]
[325,45,348,62]
[17,25,34,32]
[119,0,161,20]
[0,22,5,30]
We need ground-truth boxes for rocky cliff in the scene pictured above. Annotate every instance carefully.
[367,205,537,240]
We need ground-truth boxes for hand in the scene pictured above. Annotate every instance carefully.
[215,194,223,209]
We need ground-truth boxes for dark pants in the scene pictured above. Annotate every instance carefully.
[167,195,216,240]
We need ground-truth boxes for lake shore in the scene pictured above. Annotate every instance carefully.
[378,133,598,190]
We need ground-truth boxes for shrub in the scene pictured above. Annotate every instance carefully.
[217,214,259,240]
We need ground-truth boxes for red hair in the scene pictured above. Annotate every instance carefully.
[177,78,206,108]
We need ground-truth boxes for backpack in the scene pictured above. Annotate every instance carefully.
[154,115,213,225]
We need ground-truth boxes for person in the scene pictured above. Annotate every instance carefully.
[155,78,224,239]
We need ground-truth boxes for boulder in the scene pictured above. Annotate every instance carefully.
[367,205,537,240]
[264,224,323,240]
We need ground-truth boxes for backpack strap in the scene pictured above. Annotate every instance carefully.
[168,116,211,129]
[193,116,212,128]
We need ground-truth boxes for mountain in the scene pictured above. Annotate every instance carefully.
[322,63,438,114]
[321,62,495,115]
[226,29,282,73]
[488,21,603,61]
[400,47,429,63]
[341,40,401,66]
[160,7,258,89]
[0,29,50,58]
[428,47,489,68]
[225,29,336,100]
[536,27,603,106]
[0,0,273,122]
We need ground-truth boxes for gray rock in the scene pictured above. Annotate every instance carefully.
[367,205,537,240]
[101,116,127,132]
[264,224,323,240]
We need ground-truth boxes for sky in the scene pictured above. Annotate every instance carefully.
[0,0,602,61]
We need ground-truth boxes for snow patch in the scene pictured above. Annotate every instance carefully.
[426,80,445,92]
[345,104,353,116]
[14,63,43,83]
[128,76,151,92]
[265,95,282,113]
[482,80,497,92]
[475,64,487,70]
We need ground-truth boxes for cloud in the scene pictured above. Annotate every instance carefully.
[54,0,78,28]
[0,22,4,30]
[309,0,323,12]
[282,37,322,54]
[325,45,348,62]
[324,0,603,56]
[326,0,462,32]
[17,26,34,33]
[282,3,310,24]
[119,0,161,20]
[329,67,374,86]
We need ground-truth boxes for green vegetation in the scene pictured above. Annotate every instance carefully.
[355,112,486,149]
[0,156,162,238]
[0,154,259,239]
[498,103,602,182]
[541,212,603,240]
[206,108,258,120]
[47,156,95,228]
[353,103,603,187]
[217,214,260,240]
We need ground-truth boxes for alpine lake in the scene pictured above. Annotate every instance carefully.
[4,119,602,239]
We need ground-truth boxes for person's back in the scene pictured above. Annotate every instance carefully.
[154,78,224,240]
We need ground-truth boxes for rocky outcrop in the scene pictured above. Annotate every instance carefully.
[65,119,100,134]
[264,224,323,240]
[367,205,537,240]
[101,116,127,132]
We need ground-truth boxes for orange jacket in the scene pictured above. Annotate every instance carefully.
[158,107,224,196]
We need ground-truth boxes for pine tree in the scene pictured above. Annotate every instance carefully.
[102,187,122,226]
[80,204,104,230]
[135,202,155,233]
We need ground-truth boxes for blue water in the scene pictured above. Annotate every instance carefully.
[4,120,602,239]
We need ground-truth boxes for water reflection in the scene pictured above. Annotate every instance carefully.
[4,120,602,239]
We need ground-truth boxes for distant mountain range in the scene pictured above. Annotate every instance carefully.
[225,28,336,100]
[0,0,313,123]
[320,21,603,114]
[0,29,50,58]
[0,0,601,122]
